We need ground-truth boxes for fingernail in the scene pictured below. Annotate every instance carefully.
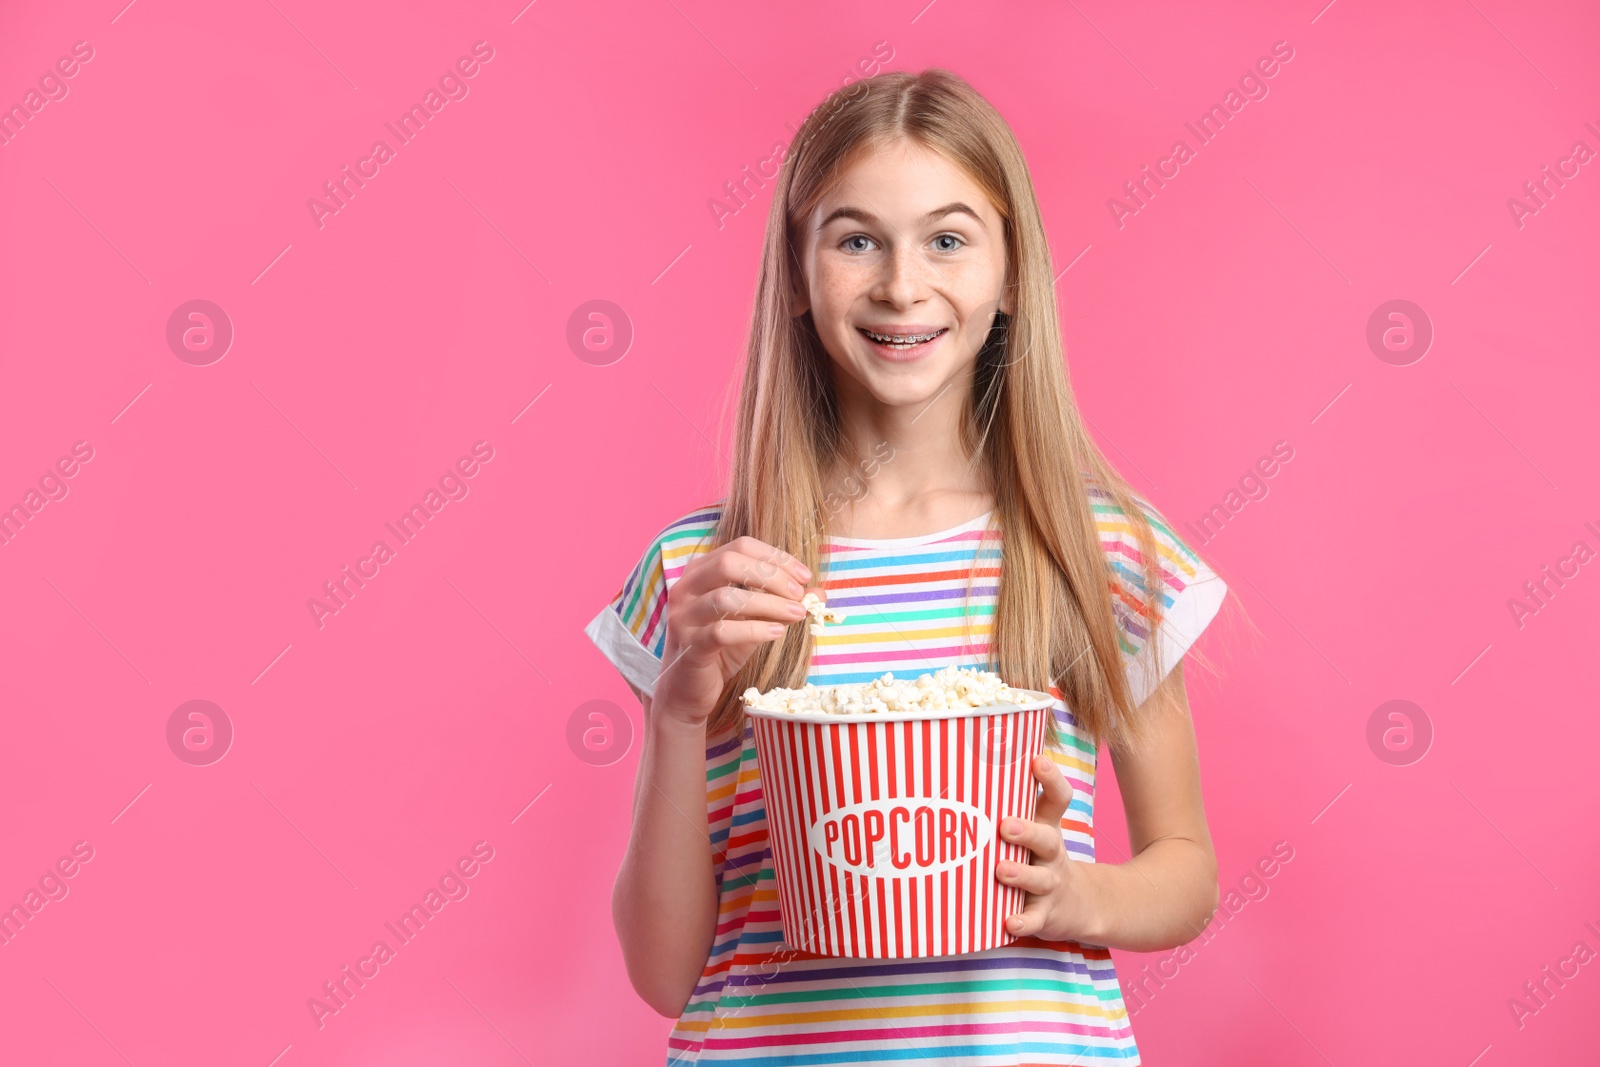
[788,580,804,596]
[797,565,813,580]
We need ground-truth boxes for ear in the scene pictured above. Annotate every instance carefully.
[998,233,1017,315]
[786,233,812,318]
[787,274,811,319]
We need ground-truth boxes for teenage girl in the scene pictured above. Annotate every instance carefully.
[585,67,1232,1066]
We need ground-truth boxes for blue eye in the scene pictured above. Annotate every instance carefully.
[842,234,876,253]
[932,233,964,252]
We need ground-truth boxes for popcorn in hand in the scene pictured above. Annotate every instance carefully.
[742,665,1030,715]
[801,591,846,637]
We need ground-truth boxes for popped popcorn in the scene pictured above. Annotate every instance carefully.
[743,664,1032,716]
[802,591,847,636]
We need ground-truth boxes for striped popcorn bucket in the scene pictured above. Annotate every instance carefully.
[747,689,1057,959]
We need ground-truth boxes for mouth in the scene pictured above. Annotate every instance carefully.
[857,326,949,360]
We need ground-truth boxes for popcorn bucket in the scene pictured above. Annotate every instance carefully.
[747,688,1058,958]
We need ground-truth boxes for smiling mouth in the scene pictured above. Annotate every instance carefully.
[858,327,948,349]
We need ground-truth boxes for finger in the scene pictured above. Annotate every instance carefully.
[699,617,795,649]
[662,614,794,675]
[727,537,813,590]
[708,546,812,602]
[800,584,841,614]
[1029,755,1075,827]
[1005,900,1050,937]
[675,538,805,601]
[995,858,1056,896]
[998,816,1062,863]
[686,585,810,628]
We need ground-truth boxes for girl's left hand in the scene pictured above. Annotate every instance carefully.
[994,754,1100,943]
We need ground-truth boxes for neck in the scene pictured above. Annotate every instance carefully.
[824,368,994,536]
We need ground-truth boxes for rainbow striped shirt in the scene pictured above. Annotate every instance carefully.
[583,479,1227,1065]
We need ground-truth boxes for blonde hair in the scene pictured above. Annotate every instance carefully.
[703,68,1237,752]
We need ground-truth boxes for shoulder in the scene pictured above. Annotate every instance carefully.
[1077,470,1226,698]
[641,499,726,578]
[614,499,726,627]
[1080,469,1208,609]
[584,499,727,698]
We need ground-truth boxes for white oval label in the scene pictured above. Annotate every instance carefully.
[806,798,994,877]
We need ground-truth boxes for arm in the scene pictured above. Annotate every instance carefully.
[604,535,817,1015]
[610,679,721,1017]
[1092,660,1221,949]
[997,661,1221,952]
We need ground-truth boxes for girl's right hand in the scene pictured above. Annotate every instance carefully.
[653,536,817,727]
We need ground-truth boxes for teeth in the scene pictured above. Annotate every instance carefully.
[864,328,943,345]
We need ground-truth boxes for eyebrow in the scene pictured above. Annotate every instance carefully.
[817,201,987,231]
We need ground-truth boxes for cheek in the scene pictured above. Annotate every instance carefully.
[814,276,865,327]
[963,248,1010,307]
[968,252,1010,298]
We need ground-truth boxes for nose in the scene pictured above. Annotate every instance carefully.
[871,241,934,307]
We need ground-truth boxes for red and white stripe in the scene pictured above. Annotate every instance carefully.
[750,703,1054,959]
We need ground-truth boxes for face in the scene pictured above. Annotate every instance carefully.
[790,138,1014,411]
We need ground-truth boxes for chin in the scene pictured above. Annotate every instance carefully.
[860,373,953,410]
[830,344,970,407]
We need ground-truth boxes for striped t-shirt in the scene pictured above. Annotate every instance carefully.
[583,477,1228,1065]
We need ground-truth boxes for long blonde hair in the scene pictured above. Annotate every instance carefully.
[704,68,1234,752]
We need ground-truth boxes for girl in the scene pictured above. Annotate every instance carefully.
[585,67,1233,1065]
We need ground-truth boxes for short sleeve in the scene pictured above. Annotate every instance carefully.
[583,505,722,699]
[1098,492,1228,708]
[584,537,670,699]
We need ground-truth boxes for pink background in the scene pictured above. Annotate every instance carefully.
[1,0,1596,1063]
